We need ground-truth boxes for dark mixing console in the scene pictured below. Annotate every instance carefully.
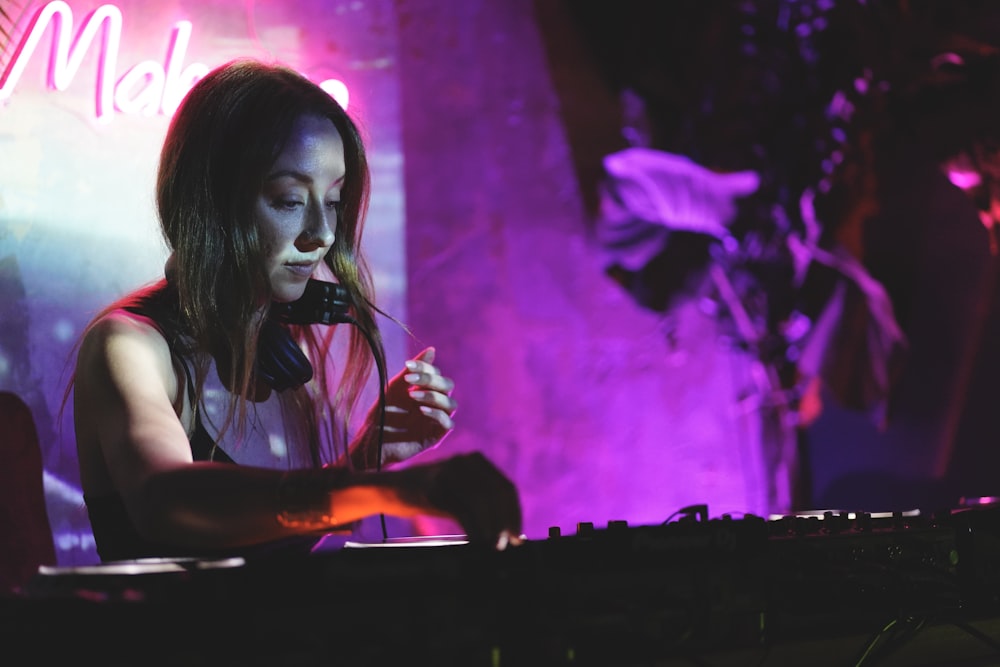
[7,505,1000,665]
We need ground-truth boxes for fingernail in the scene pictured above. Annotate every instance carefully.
[405,360,418,370]
[405,373,420,383]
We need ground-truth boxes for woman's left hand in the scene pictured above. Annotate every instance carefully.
[357,347,457,467]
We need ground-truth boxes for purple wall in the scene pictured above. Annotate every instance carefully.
[396,0,773,539]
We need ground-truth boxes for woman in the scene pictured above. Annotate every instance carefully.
[70,59,521,562]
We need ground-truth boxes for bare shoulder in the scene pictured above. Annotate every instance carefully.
[75,308,178,399]
[79,309,169,361]
[74,307,194,495]
[83,308,167,346]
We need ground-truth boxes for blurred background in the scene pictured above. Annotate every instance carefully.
[4,0,1000,566]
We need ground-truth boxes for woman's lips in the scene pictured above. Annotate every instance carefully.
[284,262,317,278]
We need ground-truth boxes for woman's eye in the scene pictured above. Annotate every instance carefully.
[273,199,303,211]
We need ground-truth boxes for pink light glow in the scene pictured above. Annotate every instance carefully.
[946,167,982,191]
[319,79,349,110]
[0,1,351,121]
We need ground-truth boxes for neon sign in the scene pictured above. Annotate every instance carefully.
[0,1,350,122]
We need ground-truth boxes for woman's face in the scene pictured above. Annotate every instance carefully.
[255,114,346,303]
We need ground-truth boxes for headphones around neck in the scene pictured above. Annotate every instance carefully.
[256,279,353,391]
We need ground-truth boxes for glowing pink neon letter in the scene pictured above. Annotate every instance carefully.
[0,1,121,121]
[114,20,209,116]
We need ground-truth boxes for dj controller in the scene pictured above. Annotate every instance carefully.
[7,505,1000,665]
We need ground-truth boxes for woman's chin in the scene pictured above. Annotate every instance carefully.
[270,282,309,304]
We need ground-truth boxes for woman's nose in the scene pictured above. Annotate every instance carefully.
[299,201,336,249]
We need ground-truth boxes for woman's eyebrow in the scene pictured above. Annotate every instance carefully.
[266,169,312,183]
[265,171,345,186]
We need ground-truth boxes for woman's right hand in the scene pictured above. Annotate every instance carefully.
[391,452,523,549]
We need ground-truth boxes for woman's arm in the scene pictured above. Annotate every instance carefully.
[75,310,305,548]
[75,315,518,550]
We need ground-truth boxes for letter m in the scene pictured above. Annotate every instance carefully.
[0,1,121,121]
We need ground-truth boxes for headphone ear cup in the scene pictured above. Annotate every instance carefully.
[256,318,314,391]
